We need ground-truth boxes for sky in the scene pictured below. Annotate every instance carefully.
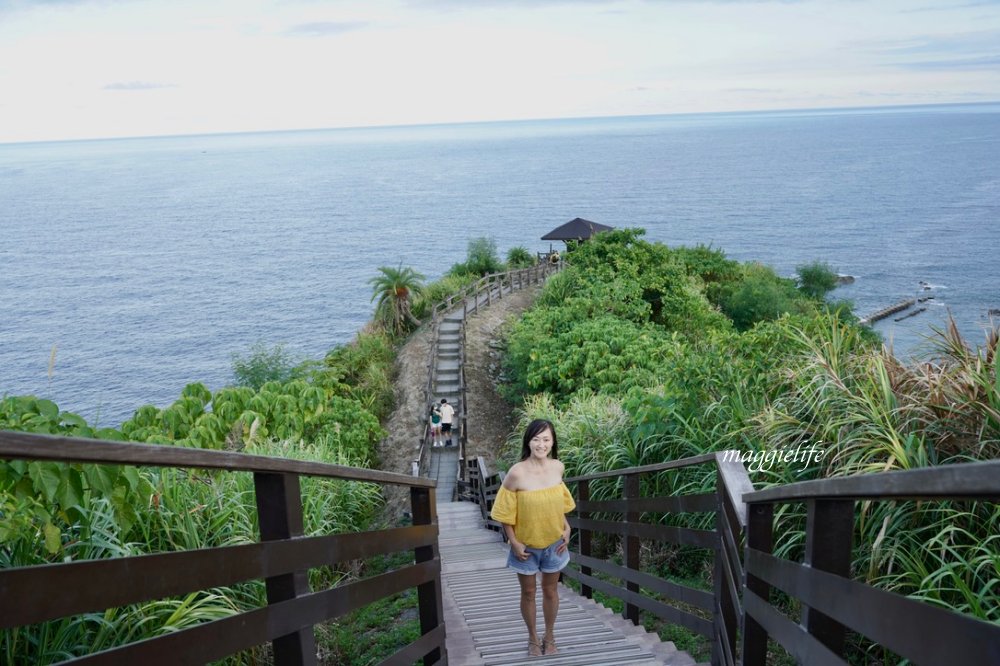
[1,0,999,143]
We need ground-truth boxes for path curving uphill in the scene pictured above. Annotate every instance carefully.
[376,283,543,519]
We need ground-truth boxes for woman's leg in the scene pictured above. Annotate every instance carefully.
[540,571,561,653]
[516,573,540,653]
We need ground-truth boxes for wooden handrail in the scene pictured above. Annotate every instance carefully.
[0,429,446,666]
[1,430,433,487]
[741,460,1000,666]
[564,452,750,666]
[742,458,1000,502]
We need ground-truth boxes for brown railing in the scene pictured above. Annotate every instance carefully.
[564,452,751,666]
[456,452,1000,666]
[741,460,1000,666]
[462,456,505,534]
[0,430,446,666]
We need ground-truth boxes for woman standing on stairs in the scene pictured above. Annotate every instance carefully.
[490,419,575,657]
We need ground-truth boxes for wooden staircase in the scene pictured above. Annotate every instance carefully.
[429,311,464,504]
[437,503,703,665]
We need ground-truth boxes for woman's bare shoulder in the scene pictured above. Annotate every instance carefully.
[502,462,524,490]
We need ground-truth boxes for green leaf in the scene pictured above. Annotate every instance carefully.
[56,468,85,510]
[96,428,125,441]
[43,521,61,555]
[121,466,141,492]
[35,399,59,419]
[84,464,119,496]
[111,485,138,534]
[4,460,27,481]
[59,412,89,429]
[29,462,62,503]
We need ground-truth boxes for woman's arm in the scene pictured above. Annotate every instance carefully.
[556,516,571,554]
[498,465,528,559]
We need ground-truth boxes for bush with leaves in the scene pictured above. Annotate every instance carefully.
[796,259,839,300]
[448,236,503,277]
[503,226,998,653]
[718,262,813,331]
[231,342,301,390]
[506,245,536,269]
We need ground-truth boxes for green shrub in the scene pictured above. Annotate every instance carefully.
[449,236,502,277]
[231,342,300,390]
[506,246,535,269]
[411,273,478,320]
[796,260,839,299]
[719,263,810,331]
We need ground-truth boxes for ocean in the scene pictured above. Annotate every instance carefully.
[2,103,999,427]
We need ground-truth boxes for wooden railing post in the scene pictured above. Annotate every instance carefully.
[741,502,774,666]
[623,472,640,624]
[714,470,738,666]
[411,486,445,665]
[254,472,317,666]
[578,479,592,599]
[802,499,853,656]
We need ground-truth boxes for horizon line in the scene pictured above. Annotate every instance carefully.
[3,100,999,148]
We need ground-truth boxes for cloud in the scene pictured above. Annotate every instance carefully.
[724,87,784,94]
[409,0,804,7]
[895,54,1000,70]
[103,81,176,90]
[1,0,129,10]
[854,30,1000,71]
[904,1,1000,11]
[285,21,368,37]
[874,31,1000,56]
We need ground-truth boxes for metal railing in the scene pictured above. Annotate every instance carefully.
[0,430,446,666]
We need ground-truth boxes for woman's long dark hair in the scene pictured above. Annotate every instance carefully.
[520,419,559,460]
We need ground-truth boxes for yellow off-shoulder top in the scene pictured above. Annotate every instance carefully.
[490,483,576,548]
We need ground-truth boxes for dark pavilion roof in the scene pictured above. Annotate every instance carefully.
[541,218,614,241]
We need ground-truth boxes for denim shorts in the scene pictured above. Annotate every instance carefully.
[506,538,570,575]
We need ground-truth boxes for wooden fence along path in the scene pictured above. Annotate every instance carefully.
[419,262,564,501]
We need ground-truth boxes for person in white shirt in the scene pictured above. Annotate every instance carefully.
[439,398,455,447]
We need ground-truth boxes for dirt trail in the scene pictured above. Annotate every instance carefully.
[377,286,541,519]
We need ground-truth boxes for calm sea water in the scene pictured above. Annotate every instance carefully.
[2,104,999,427]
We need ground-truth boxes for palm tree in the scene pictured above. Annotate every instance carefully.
[368,264,426,335]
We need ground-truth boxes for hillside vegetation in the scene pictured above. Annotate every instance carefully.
[501,228,999,662]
